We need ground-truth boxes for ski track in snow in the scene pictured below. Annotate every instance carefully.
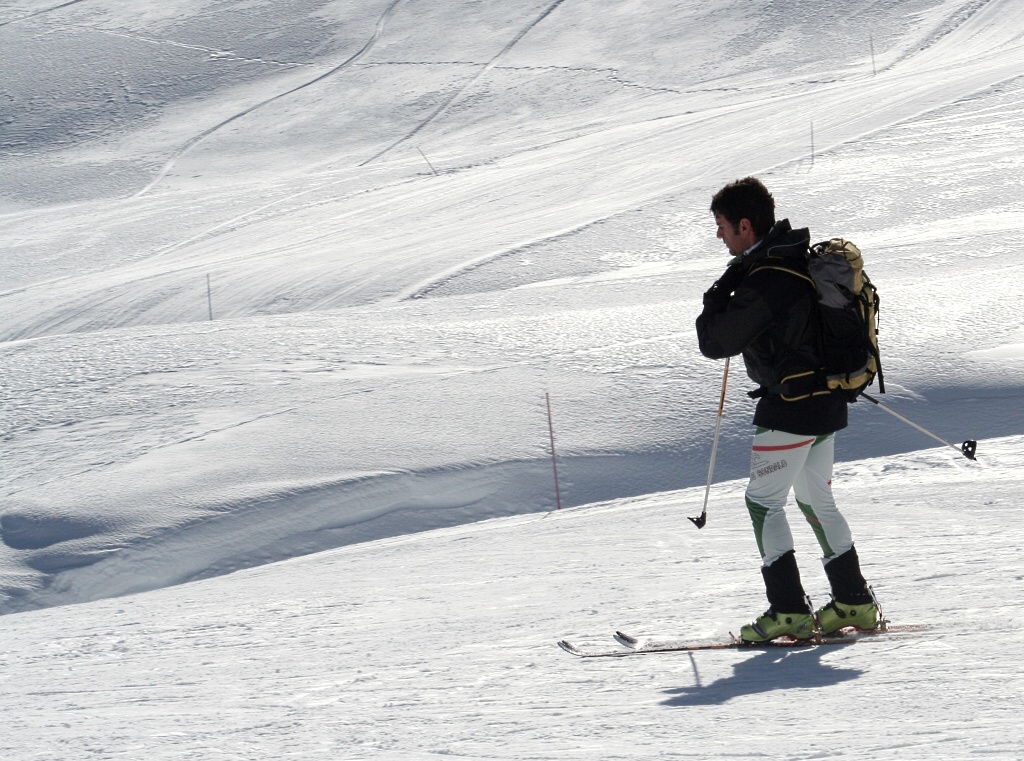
[360,0,571,166]
[132,0,408,198]
[0,0,90,28]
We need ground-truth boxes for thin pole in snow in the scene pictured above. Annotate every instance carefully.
[545,392,563,510]
[207,274,213,321]
[810,121,815,168]
[417,147,439,176]
[870,34,877,76]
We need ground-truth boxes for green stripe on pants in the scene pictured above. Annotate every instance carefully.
[745,495,769,558]
[796,498,835,557]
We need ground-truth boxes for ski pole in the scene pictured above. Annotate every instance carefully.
[860,392,977,460]
[690,356,730,529]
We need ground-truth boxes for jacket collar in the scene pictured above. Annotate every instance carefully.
[740,219,809,265]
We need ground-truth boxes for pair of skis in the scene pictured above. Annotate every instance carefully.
[557,622,927,658]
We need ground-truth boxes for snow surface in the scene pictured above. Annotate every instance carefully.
[2,0,1023,757]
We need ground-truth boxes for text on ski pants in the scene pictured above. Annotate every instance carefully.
[744,429,854,567]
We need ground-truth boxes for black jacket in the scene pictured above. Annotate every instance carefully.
[696,219,848,436]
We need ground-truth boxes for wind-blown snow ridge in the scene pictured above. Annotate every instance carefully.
[0,433,1003,617]
[1,460,550,614]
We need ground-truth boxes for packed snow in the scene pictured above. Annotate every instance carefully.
[2,0,1023,758]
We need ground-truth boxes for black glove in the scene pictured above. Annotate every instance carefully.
[702,261,746,310]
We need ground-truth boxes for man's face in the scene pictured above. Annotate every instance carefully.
[715,213,756,256]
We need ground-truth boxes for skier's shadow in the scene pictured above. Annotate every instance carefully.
[661,644,861,707]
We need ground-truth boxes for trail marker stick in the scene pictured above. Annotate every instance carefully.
[545,392,563,510]
[690,356,730,529]
[417,147,439,176]
[810,121,815,168]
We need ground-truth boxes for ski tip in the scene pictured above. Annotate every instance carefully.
[606,630,638,647]
[557,639,584,656]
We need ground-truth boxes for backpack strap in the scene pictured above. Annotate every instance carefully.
[745,257,831,401]
[747,258,816,289]
[747,370,833,401]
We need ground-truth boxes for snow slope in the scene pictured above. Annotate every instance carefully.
[2,0,1024,755]
[3,439,1022,759]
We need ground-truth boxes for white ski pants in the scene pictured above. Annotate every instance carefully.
[744,429,854,567]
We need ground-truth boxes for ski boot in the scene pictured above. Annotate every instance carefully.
[739,608,816,643]
[818,547,881,634]
[815,597,880,634]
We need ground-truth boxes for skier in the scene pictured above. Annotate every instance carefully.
[696,177,879,642]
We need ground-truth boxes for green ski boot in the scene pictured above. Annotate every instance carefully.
[739,608,816,643]
[815,598,880,634]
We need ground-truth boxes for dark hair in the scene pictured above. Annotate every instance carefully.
[710,177,776,237]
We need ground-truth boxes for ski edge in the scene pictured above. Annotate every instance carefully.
[558,638,737,657]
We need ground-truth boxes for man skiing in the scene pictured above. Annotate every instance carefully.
[696,177,879,643]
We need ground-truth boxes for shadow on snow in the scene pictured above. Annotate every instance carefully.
[661,645,862,707]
